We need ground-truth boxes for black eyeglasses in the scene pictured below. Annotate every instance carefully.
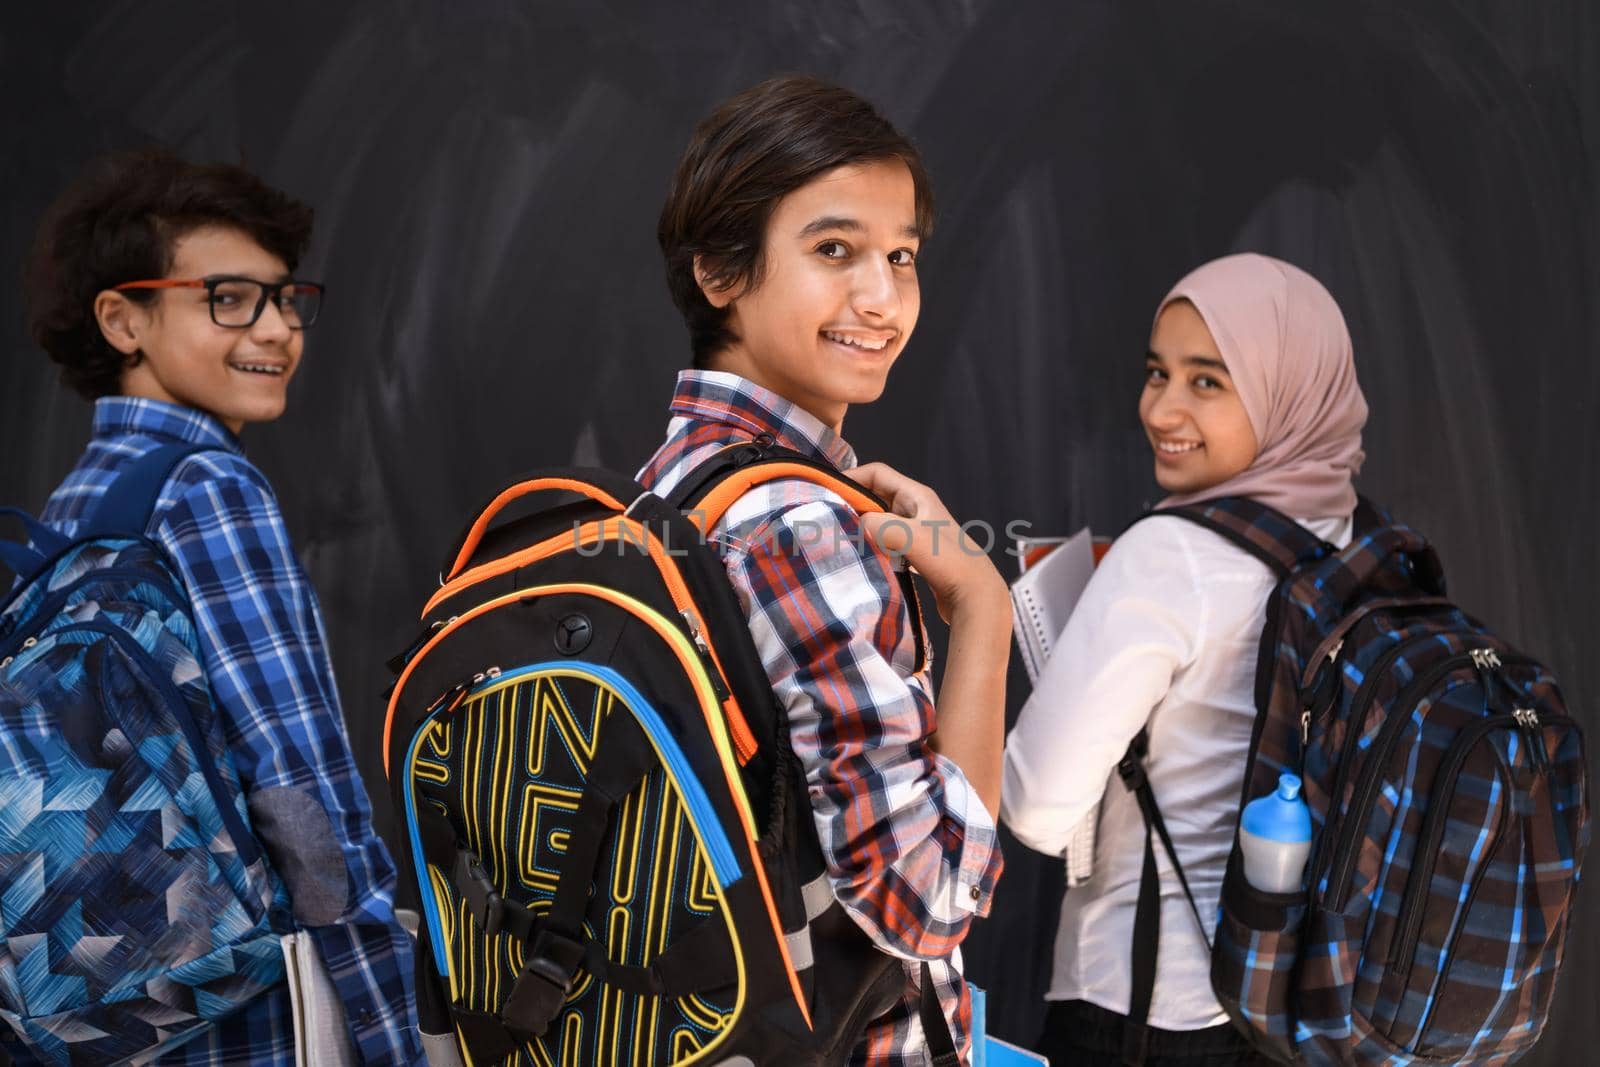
[113,275,325,329]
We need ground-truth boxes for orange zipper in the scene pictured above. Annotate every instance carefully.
[423,517,760,764]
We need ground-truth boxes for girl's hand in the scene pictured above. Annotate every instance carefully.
[844,461,1009,624]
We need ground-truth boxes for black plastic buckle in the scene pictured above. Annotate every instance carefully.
[732,432,776,467]
[1116,732,1150,791]
[1116,752,1146,791]
[501,932,584,1037]
[455,850,504,937]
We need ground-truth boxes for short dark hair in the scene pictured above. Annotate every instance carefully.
[25,148,314,400]
[658,75,934,368]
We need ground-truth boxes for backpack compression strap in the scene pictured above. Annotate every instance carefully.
[411,709,738,1059]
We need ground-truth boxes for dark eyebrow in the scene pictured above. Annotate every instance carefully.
[202,271,293,284]
[798,216,863,238]
[796,216,922,242]
[1145,350,1230,373]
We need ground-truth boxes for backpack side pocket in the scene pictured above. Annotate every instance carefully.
[1211,849,1305,1064]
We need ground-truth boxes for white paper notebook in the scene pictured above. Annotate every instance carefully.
[281,930,358,1067]
[1011,529,1096,686]
[1010,529,1100,887]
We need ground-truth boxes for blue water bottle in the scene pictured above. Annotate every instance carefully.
[1239,772,1313,893]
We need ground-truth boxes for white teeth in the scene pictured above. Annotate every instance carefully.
[231,363,285,376]
[823,330,888,351]
[1157,441,1201,454]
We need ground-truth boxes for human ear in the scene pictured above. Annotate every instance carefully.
[93,291,145,357]
[693,255,738,309]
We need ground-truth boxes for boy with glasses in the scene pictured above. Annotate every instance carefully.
[15,149,420,1065]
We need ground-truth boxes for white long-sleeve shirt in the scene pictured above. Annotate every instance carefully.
[1001,511,1350,1031]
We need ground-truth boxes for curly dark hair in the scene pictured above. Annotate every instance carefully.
[24,148,314,400]
[658,75,934,369]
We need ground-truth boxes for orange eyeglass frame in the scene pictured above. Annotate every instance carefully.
[113,276,325,328]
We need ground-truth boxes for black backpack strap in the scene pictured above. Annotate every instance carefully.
[917,960,961,1067]
[669,438,887,520]
[664,434,778,511]
[497,708,657,1039]
[1115,729,1212,1067]
[87,442,215,536]
[1130,496,1333,579]
[672,437,930,674]
[1353,494,1392,533]
[413,925,466,1067]
[429,707,740,1055]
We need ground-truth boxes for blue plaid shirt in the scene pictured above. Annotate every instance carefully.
[33,398,420,1066]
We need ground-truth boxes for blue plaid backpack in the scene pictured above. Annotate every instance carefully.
[0,444,289,1065]
[1114,496,1588,1066]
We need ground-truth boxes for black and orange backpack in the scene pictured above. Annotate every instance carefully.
[383,442,956,1066]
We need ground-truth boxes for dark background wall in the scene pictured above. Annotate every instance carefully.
[3,1,1595,1059]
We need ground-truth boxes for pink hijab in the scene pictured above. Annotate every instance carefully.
[1155,253,1368,519]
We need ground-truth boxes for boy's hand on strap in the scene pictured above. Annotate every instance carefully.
[845,461,1009,624]
[846,460,1011,818]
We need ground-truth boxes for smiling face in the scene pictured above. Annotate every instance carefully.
[699,159,921,431]
[1140,298,1259,494]
[94,225,304,433]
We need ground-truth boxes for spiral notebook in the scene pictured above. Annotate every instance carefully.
[1010,529,1096,686]
[1010,528,1100,887]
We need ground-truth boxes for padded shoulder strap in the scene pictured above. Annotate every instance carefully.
[87,443,215,537]
[1130,495,1332,580]
[673,439,928,672]
[670,440,885,531]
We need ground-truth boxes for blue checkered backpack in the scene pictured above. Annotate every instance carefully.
[1115,497,1588,1066]
[0,445,289,1065]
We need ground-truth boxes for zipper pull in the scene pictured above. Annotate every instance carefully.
[680,609,731,703]
[1513,707,1550,775]
[386,619,446,674]
[1301,709,1312,751]
[1471,646,1525,712]
[427,677,474,716]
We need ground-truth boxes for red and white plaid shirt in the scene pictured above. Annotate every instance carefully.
[638,370,1003,1066]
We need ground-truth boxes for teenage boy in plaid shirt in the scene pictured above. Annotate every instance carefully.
[17,150,420,1065]
[639,76,1010,1066]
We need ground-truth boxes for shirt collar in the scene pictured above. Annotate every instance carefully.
[667,370,857,469]
[91,397,246,454]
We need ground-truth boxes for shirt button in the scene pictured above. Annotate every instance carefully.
[969,886,980,901]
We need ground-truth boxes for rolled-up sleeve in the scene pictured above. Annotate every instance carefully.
[726,498,1003,961]
[158,457,420,1065]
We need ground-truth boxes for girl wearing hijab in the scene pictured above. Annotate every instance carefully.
[1001,253,1369,1066]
